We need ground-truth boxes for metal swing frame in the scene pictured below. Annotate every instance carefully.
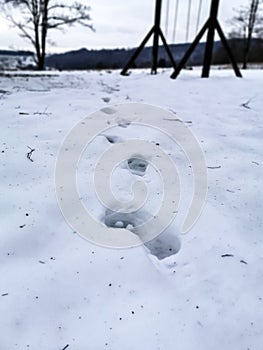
[120,0,177,75]
[170,0,242,79]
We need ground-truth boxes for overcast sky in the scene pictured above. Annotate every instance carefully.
[0,0,247,53]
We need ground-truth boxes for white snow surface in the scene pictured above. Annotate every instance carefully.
[0,69,263,350]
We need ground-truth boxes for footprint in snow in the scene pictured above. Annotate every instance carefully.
[102,134,123,144]
[127,157,148,176]
[103,209,181,263]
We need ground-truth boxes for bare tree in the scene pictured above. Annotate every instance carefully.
[1,0,94,70]
[229,0,262,69]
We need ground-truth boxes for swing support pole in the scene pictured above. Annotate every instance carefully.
[202,0,219,77]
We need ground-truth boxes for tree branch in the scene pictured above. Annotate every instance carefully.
[1,0,94,70]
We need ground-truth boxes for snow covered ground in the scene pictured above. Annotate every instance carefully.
[0,68,263,350]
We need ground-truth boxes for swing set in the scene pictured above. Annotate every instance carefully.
[120,0,242,78]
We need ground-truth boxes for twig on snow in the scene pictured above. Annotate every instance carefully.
[240,259,248,265]
[27,146,35,162]
[33,106,51,116]
[207,166,221,169]
[240,99,252,110]
[221,254,234,258]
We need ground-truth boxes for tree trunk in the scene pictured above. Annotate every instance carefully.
[39,0,49,71]
[243,0,259,69]
[37,54,45,70]
[32,0,42,70]
[34,27,42,69]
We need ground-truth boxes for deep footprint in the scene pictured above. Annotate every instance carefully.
[144,228,181,260]
[103,210,181,260]
[127,157,148,176]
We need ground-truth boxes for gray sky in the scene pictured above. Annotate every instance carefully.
[0,0,247,53]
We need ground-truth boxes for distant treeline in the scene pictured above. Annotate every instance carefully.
[0,49,33,57]
[0,39,262,70]
[45,39,263,70]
